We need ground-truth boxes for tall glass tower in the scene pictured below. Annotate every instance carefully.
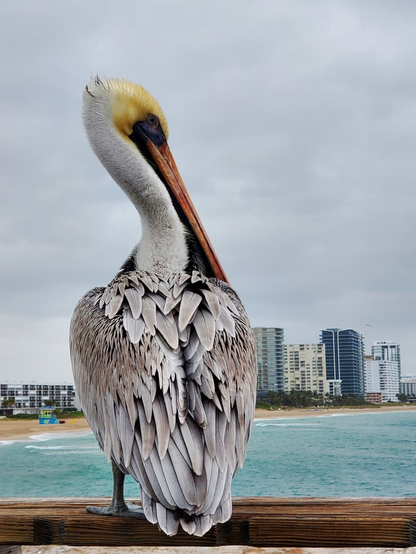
[252,327,285,392]
[320,328,365,396]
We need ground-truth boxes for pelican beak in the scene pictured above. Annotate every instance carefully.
[146,139,229,284]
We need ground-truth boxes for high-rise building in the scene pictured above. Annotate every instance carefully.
[365,359,399,403]
[364,355,380,393]
[253,327,285,392]
[320,328,365,396]
[372,342,401,378]
[284,344,326,395]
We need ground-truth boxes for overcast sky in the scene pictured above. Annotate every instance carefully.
[1,0,415,384]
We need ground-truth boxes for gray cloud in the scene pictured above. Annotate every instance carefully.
[1,0,415,382]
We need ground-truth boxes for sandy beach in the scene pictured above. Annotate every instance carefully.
[2,405,416,442]
[0,417,92,442]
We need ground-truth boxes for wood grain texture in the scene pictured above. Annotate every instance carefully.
[1,498,416,547]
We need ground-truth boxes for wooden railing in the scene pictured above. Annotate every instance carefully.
[1,497,416,551]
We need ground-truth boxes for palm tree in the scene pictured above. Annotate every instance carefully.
[1,398,15,409]
[43,399,57,408]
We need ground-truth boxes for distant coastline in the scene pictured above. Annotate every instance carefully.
[254,404,416,420]
[1,405,416,443]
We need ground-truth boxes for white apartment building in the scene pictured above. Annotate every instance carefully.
[365,357,381,393]
[400,376,416,397]
[0,382,76,413]
[364,360,399,403]
[372,341,401,377]
[284,343,326,395]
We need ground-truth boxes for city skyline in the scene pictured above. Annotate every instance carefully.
[254,326,403,401]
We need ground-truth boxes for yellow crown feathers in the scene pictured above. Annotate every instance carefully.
[87,77,169,140]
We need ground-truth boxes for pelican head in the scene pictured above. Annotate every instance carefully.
[83,77,169,140]
[83,76,228,283]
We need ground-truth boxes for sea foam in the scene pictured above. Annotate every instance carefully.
[28,431,92,442]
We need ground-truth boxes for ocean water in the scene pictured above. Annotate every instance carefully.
[1,411,415,498]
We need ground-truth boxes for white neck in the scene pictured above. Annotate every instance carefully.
[83,101,189,274]
[135,198,189,274]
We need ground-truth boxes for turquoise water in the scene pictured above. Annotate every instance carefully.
[1,411,415,498]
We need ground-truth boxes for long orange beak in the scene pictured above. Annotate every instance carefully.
[146,139,229,284]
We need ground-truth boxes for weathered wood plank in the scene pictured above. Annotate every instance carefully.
[4,496,416,512]
[0,514,34,545]
[232,497,416,516]
[62,516,217,547]
[1,498,416,548]
[249,516,413,547]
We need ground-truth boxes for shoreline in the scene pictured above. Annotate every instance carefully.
[254,404,416,420]
[1,405,416,442]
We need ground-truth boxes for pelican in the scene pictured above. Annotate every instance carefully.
[70,77,257,536]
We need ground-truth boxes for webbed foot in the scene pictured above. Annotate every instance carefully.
[87,503,145,518]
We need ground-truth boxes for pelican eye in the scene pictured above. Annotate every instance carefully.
[147,114,159,126]
[130,114,166,148]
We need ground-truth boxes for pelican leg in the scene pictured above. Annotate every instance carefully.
[87,461,145,518]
